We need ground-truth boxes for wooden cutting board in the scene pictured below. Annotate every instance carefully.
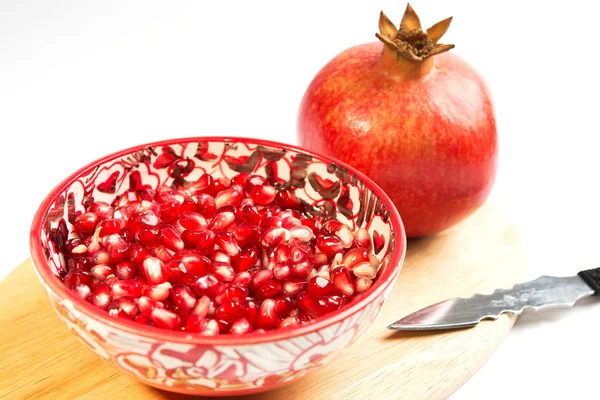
[0,203,527,400]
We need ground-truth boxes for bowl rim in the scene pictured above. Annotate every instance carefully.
[30,136,406,345]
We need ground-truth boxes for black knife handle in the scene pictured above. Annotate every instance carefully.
[578,267,600,295]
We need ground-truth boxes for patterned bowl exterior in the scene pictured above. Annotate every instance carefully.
[30,137,406,396]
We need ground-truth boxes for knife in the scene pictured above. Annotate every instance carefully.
[388,267,600,331]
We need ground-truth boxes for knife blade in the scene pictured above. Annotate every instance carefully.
[388,267,600,331]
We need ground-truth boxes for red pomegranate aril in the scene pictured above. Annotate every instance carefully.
[190,295,211,317]
[279,316,299,328]
[292,260,313,277]
[184,313,206,332]
[244,175,267,192]
[211,250,231,264]
[297,313,315,324]
[184,173,213,197]
[109,297,139,318]
[322,219,344,234]
[317,264,331,280]
[319,295,346,314]
[353,228,372,251]
[215,188,242,209]
[90,284,112,309]
[98,218,125,237]
[236,249,259,273]
[138,228,160,248]
[231,172,250,187]
[230,318,253,334]
[311,253,328,267]
[160,200,180,223]
[336,226,354,248]
[66,238,87,256]
[289,226,315,242]
[105,235,130,264]
[210,210,235,232]
[234,223,261,246]
[331,266,354,296]
[91,264,114,280]
[91,201,114,219]
[274,297,295,317]
[194,193,216,219]
[151,307,182,330]
[137,296,163,318]
[215,285,248,305]
[67,257,94,272]
[273,263,292,281]
[282,215,302,230]
[73,212,98,234]
[129,244,149,265]
[112,279,142,299]
[249,185,277,205]
[115,261,137,280]
[232,271,252,288]
[256,299,278,330]
[143,282,172,301]
[290,244,309,263]
[240,204,262,226]
[179,211,208,232]
[143,256,168,284]
[216,319,231,334]
[352,262,377,278]
[296,292,320,316]
[63,270,93,288]
[201,319,220,335]
[160,226,184,251]
[134,314,152,325]
[216,300,246,323]
[171,285,197,309]
[354,277,373,293]
[259,227,291,249]
[283,278,306,296]
[216,232,241,256]
[91,250,109,265]
[214,262,235,282]
[245,298,259,325]
[275,189,302,209]
[193,274,224,298]
[258,279,282,300]
[316,235,344,257]
[273,244,290,264]
[153,245,173,262]
[307,276,335,296]
[179,253,212,277]
[341,247,369,270]
[249,269,273,291]
[72,284,91,300]
[195,229,217,254]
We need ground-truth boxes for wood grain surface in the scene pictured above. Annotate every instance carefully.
[0,203,527,400]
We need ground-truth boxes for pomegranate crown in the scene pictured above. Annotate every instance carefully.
[376,3,454,62]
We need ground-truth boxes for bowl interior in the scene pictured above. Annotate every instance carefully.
[32,137,404,340]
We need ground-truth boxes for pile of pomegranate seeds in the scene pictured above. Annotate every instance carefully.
[60,172,381,334]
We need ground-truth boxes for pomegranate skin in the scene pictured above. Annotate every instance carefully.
[297,42,497,237]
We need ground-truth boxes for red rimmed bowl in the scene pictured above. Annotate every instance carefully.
[29,137,406,396]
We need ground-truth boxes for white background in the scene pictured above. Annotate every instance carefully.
[1,1,599,398]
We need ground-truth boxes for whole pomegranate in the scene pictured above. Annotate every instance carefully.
[297,4,497,237]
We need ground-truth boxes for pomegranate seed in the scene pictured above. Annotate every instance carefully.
[92,250,109,265]
[319,295,346,314]
[73,212,98,234]
[143,256,168,284]
[311,253,328,267]
[210,210,235,232]
[214,285,247,305]
[240,204,262,225]
[336,226,354,248]
[211,250,231,264]
[249,269,273,291]
[236,248,259,272]
[234,223,261,246]
[331,266,354,296]
[216,232,241,256]
[137,296,163,318]
[316,235,344,257]
[289,226,315,242]
[341,247,368,270]
[273,263,292,281]
[171,285,197,309]
[273,245,290,264]
[63,270,93,288]
[116,261,137,280]
[283,278,306,296]
[135,314,152,325]
[195,193,217,219]
[67,257,94,272]
[90,284,112,309]
[160,226,184,251]
[151,307,182,330]
[292,259,313,277]
[91,201,114,219]
[129,244,149,265]
[352,262,377,278]
[195,229,217,254]
[274,297,295,317]
[214,262,235,282]
[279,316,299,328]
[353,228,372,250]
[138,228,160,248]
[216,300,246,323]
[369,254,380,270]
[160,200,180,223]
[143,282,172,301]
[193,274,224,297]
[354,277,373,293]
[244,175,267,192]
[109,297,139,318]
[153,245,173,262]
[105,234,130,263]
[179,211,208,232]
[259,227,291,249]
[258,279,282,299]
[180,253,213,277]
[307,276,334,296]
[256,299,278,330]
[296,292,320,316]
[232,271,252,287]
[66,238,87,256]
[297,314,315,324]
[250,185,277,205]
[185,313,206,332]
[98,218,125,237]
[230,318,254,334]
[190,295,211,317]
[275,189,302,209]
[72,284,91,300]
[91,264,114,280]
[245,298,259,325]
[200,319,220,335]
[112,279,142,299]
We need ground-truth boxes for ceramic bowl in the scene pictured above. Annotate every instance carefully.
[30,137,406,396]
